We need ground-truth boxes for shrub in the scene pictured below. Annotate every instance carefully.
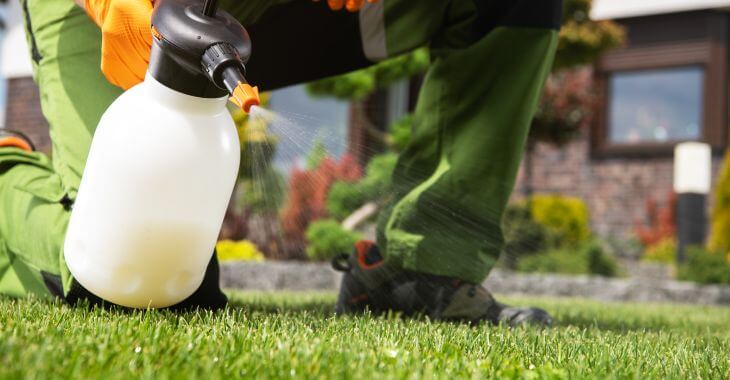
[502,203,549,267]
[517,241,618,277]
[326,181,366,221]
[281,154,362,241]
[642,238,676,263]
[530,194,591,248]
[678,247,730,285]
[531,67,596,146]
[359,153,398,197]
[586,241,618,277]
[708,151,730,254]
[326,153,398,221]
[635,192,676,248]
[216,240,265,262]
[517,248,588,275]
[305,219,362,261]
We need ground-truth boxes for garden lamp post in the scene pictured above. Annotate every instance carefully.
[673,142,712,263]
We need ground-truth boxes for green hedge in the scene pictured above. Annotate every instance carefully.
[517,241,618,277]
[678,247,730,285]
[305,219,362,261]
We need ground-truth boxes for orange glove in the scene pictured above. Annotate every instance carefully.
[85,0,153,90]
[317,0,378,12]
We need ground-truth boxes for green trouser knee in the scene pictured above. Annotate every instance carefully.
[0,150,70,298]
[373,1,560,283]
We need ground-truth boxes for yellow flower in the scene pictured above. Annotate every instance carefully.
[216,240,265,262]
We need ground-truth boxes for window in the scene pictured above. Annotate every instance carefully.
[608,66,704,144]
[593,38,727,157]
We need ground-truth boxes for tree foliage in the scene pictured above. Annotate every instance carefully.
[531,67,596,146]
[306,49,429,100]
[554,0,625,70]
[306,0,624,102]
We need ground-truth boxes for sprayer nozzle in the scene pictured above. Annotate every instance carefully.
[230,83,260,113]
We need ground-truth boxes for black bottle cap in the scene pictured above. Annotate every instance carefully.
[148,0,252,98]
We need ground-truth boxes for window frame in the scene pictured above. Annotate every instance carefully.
[593,40,727,158]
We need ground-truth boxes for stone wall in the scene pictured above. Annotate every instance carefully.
[220,261,730,306]
[513,138,724,240]
[4,77,51,153]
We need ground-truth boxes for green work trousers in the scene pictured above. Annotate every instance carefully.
[0,0,559,301]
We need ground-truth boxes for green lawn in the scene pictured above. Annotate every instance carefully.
[1,292,728,379]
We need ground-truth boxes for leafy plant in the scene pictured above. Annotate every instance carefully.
[642,238,676,263]
[305,219,362,260]
[708,151,730,255]
[554,0,625,71]
[517,240,618,277]
[678,247,730,285]
[635,192,676,247]
[502,203,549,268]
[531,67,596,146]
[326,153,398,221]
[216,240,265,262]
[326,181,366,221]
[307,49,429,101]
[280,154,362,241]
[517,248,588,275]
[307,0,625,102]
[530,194,591,248]
[586,241,618,277]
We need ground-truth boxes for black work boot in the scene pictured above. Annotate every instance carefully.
[0,129,35,152]
[332,241,552,327]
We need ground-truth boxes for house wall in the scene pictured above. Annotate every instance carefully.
[5,77,51,154]
[513,138,725,239]
[512,10,729,240]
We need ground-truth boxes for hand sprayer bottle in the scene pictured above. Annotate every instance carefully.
[63,0,260,308]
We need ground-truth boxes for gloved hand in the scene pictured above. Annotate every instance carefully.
[318,0,378,12]
[84,0,153,90]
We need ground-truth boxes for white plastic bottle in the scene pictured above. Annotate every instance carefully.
[63,0,258,308]
[64,74,240,308]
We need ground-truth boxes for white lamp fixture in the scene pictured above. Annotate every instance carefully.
[673,142,712,195]
[673,141,712,262]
